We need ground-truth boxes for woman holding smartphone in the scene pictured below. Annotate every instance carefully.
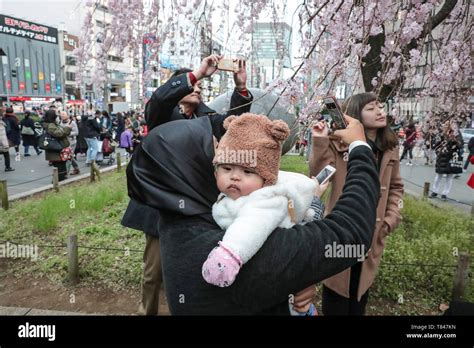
[309,92,404,315]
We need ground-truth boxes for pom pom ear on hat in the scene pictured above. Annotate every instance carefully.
[223,115,238,130]
[267,120,290,142]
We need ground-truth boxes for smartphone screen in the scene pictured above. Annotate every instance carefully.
[315,166,335,185]
[324,97,347,130]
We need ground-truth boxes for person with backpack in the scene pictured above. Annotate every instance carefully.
[20,111,42,156]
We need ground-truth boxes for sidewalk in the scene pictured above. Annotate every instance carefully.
[0,306,98,315]
[285,150,474,214]
[0,148,128,197]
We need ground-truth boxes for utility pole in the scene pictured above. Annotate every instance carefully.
[103,61,109,112]
[1,48,10,106]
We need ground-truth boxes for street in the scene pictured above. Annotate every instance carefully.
[0,147,126,197]
[400,157,474,214]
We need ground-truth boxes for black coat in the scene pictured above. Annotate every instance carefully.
[19,117,38,146]
[85,116,101,138]
[75,117,89,152]
[435,136,463,174]
[3,114,21,146]
[124,117,380,315]
[145,72,253,139]
[122,73,253,236]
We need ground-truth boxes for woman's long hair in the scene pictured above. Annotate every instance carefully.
[342,92,398,151]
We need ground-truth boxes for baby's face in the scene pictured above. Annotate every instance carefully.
[215,164,265,200]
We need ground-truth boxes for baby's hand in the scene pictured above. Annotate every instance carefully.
[311,177,329,198]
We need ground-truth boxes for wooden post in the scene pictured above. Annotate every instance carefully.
[92,162,101,181]
[0,180,8,210]
[52,168,59,193]
[67,234,79,285]
[117,153,122,172]
[90,163,95,182]
[452,252,470,301]
[423,182,430,199]
[90,162,100,182]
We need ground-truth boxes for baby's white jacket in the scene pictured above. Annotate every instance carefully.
[212,170,318,264]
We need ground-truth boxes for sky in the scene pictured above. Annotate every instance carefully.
[0,0,84,35]
[0,0,302,66]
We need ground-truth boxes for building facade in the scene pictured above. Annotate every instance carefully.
[251,22,292,88]
[0,14,63,110]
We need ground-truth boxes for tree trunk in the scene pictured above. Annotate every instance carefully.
[360,0,459,102]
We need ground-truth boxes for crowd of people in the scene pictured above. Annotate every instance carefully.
[0,104,150,181]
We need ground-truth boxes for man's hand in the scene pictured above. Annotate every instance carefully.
[192,54,222,80]
[333,115,366,145]
[233,59,247,91]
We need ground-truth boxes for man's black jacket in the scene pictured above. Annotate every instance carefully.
[125,117,380,314]
[145,72,253,139]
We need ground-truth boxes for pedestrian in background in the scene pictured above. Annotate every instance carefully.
[43,110,71,182]
[75,114,88,156]
[430,122,463,201]
[120,125,134,155]
[60,111,80,176]
[0,117,14,172]
[3,107,21,157]
[400,122,416,166]
[20,111,42,156]
[84,111,101,166]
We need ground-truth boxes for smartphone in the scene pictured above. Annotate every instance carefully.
[315,164,336,185]
[217,58,238,72]
[323,97,347,130]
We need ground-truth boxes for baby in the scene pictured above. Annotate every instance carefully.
[202,113,328,316]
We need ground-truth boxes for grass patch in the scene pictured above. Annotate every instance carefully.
[280,154,309,176]
[0,171,144,290]
[374,195,473,307]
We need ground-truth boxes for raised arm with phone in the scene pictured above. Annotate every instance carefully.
[144,54,252,135]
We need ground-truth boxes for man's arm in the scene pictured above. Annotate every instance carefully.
[230,144,379,312]
[145,73,194,131]
[227,88,253,116]
[208,59,253,140]
[228,58,252,116]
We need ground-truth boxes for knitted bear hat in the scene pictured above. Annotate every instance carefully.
[213,113,290,186]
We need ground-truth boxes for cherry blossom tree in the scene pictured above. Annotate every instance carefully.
[75,0,472,128]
